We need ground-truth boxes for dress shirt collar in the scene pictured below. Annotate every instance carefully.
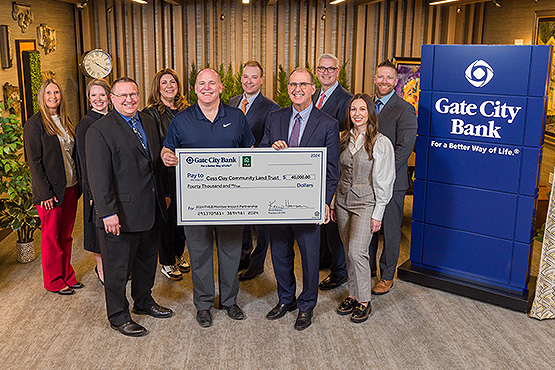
[241,90,260,114]
[375,90,395,107]
[348,129,366,155]
[319,81,339,103]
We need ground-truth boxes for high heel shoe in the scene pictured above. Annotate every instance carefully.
[95,266,105,286]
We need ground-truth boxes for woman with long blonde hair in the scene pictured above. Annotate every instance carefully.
[24,79,83,295]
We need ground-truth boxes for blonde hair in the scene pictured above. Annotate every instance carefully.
[37,79,74,137]
[86,78,111,109]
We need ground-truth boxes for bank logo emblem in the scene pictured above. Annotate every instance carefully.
[465,60,494,88]
[186,156,194,164]
[242,156,251,167]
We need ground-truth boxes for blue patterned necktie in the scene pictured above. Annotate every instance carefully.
[375,99,383,114]
[289,113,301,147]
[131,118,148,153]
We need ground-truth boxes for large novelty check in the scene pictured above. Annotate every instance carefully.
[175,148,327,225]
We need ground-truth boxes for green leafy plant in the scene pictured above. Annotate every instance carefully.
[0,101,40,243]
[275,64,291,108]
[188,62,198,105]
[29,51,41,114]
[338,60,350,90]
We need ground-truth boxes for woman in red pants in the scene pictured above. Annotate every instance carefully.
[24,79,82,295]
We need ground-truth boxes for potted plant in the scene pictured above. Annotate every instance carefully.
[0,100,40,263]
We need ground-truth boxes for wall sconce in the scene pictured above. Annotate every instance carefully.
[492,0,501,7]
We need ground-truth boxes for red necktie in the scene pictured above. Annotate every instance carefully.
[316,93,326,109]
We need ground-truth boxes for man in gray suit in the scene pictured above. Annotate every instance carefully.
[370,60,417,295]
[312,54,353,290]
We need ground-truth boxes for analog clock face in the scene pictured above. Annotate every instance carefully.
[82,50,112,79]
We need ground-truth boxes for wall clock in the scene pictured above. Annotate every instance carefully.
[79,49,112,79]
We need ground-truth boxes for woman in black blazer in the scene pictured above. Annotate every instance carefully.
[75,79,111,285]
[142,68,190,281]
[23,79,82,295]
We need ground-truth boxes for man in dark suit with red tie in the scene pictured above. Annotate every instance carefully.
[229,61,280,281]
[86,77,173,337]
[261,67,340,330]
[312,54,353,291]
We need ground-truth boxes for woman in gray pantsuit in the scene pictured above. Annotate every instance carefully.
[332,93,395,323]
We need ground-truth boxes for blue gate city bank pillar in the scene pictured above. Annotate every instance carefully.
[398,44,553,311]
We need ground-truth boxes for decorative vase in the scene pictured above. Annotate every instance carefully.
[16,241,35,263]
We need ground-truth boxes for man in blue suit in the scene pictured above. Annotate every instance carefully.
[260,67,340,330]
[229,61,280,281]
[312,53,353,291]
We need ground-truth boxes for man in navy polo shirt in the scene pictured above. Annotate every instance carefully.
[161,68,255,328]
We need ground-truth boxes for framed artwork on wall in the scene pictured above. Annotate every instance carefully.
[394,57,420,115]
[534,11,555,137]
[15,39,36,123]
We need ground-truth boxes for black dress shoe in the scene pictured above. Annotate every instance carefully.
[133,303,174,318]
[238,267,264,281]
[224,304,245,320]
[336,297,358,316]
[71,282,84,289]
[294,310,313,331]
[110,321,148,337]
[266,302,298,320]
[54,286,75,295]
[238,259,250,271]
[196,310,213,328]
[319,273,348,290]
[350,302,372,323]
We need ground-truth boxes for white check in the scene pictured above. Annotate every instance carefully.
[175,148,327,225]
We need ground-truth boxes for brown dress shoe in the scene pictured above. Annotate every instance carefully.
[371,279,394,295]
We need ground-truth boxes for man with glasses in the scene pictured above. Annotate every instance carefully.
[261,67,340,330]
[313,53,353,291]
[161,68,255,328]
[86,77,173,337]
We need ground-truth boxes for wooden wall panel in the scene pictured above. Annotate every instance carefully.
[76,0,485,105]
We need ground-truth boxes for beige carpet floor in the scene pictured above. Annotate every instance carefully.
[0,196,553,370]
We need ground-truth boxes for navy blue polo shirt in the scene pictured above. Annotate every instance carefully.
[164,103,255,150]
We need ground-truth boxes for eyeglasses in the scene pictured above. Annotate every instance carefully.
[317,66,338,73]
[112,92,139,100]
[288,82,314,89]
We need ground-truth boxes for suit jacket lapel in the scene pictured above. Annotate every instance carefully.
[246,94,263,121]
[299,109,319,146]
[378,93,398,118]
[113,111,150,160]
[139,111,158,162]
[281,108,291,143]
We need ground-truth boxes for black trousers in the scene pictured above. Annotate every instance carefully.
[99,214,161,326]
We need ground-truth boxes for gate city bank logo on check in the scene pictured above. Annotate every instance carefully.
[185,156,237,165]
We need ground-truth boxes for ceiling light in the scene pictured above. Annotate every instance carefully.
[330,0,347,4]
[493,0,501,7]
[130,0,148,4]
[429,0,459,5]
[242,0,250,4]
